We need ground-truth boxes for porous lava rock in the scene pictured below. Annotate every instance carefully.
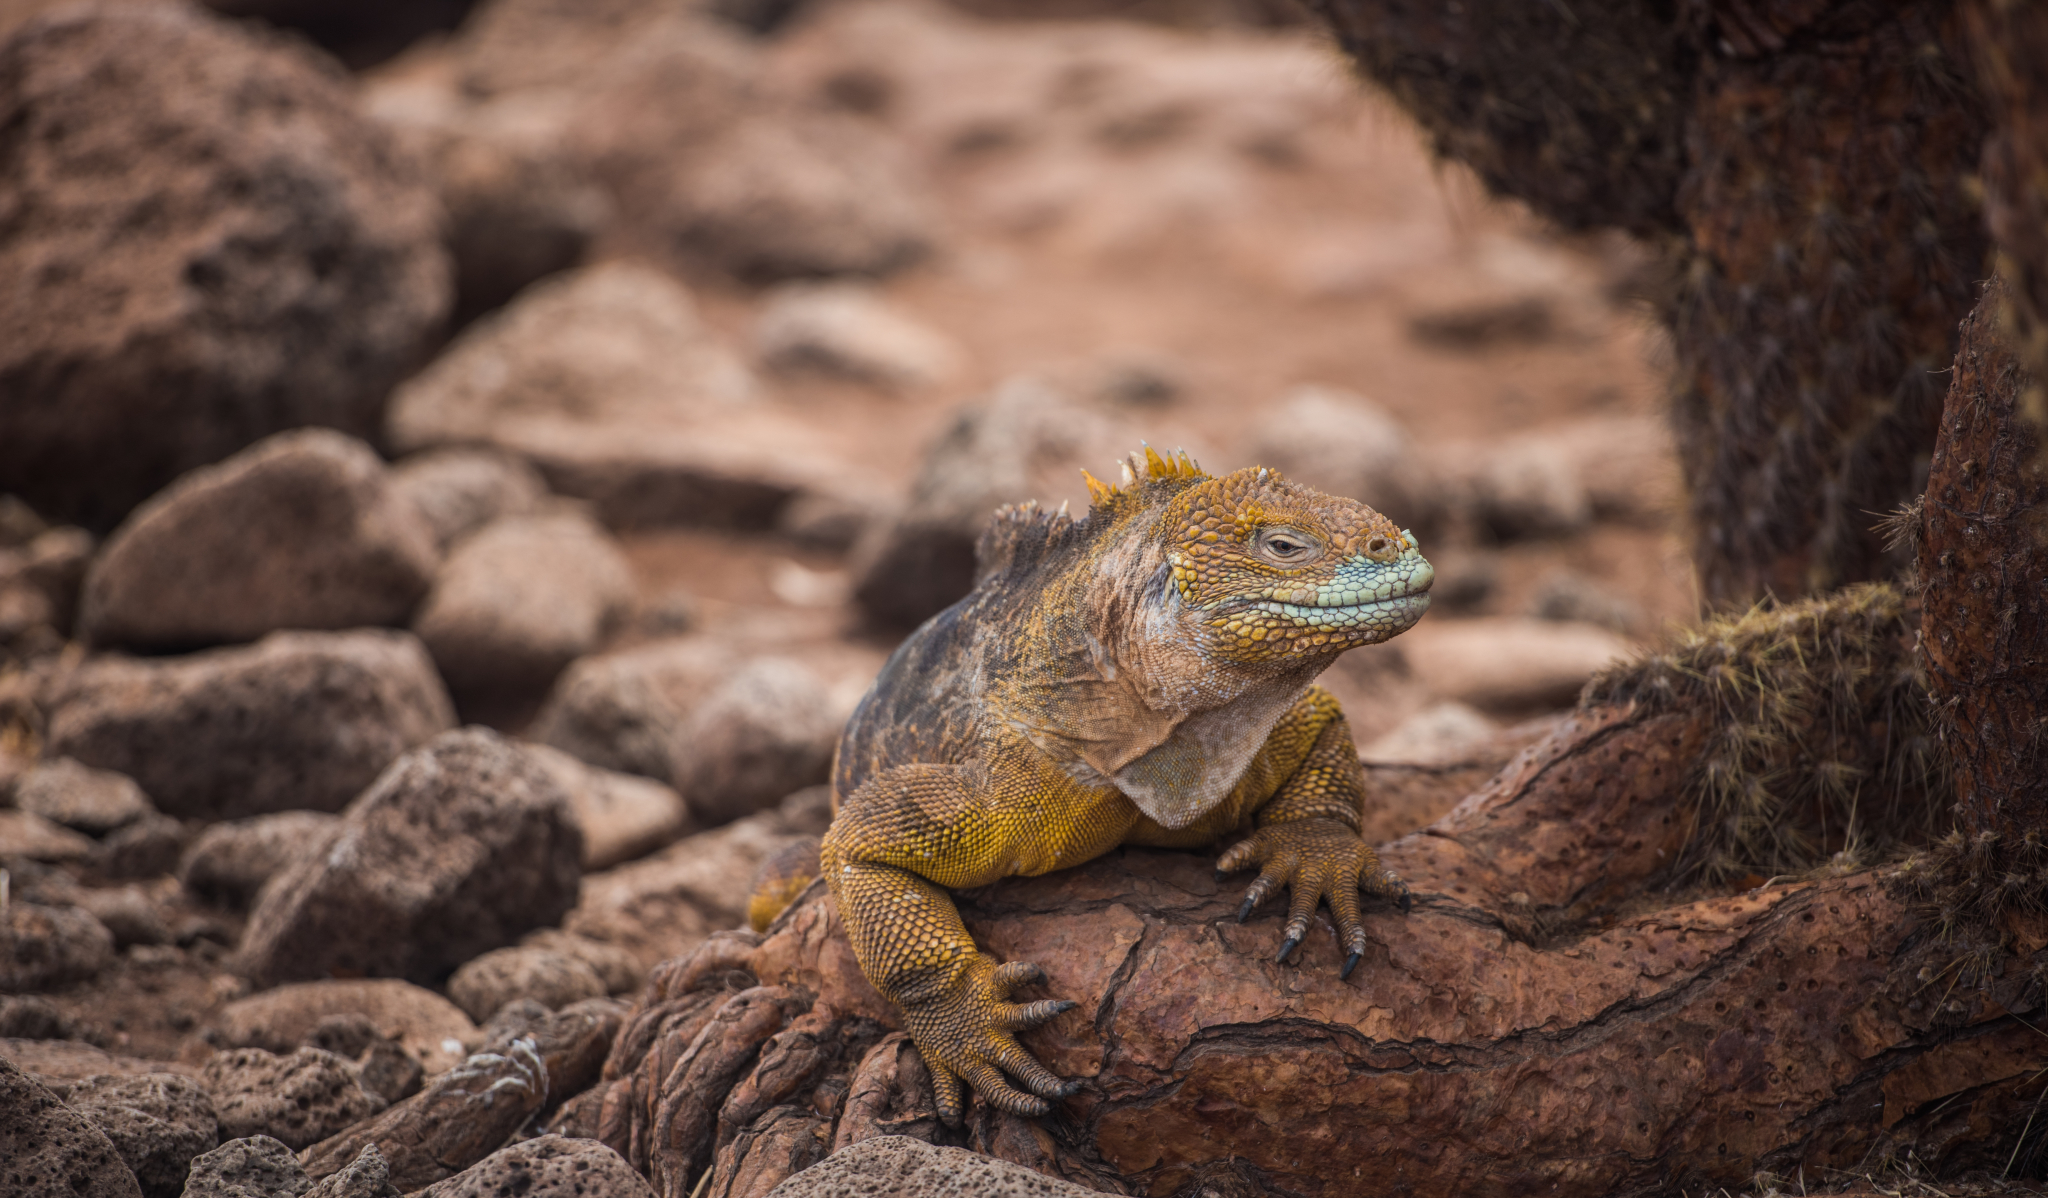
[763,1135,1099,1198]
[446,946,608,1023]
[0,1057,142,1198]
[411,509,636,705]
[11,757,155,836]
[0,901,115,993]
[178,812,344,910]
[210,978,478,1078]
[55,1072,219,1198]
[0,4,449,532]
[179,1134,309,1198]
[300,1002,622,1190]
[79,431,439,652]
[535,641,845,826]
[414,1134,653,1198]
[385,449,549,554]
[527,743,695,872]
[383,261,783,531]
[44,630,457,821]
[200,1047,385,1151]
[236,728,583,987]
[849,378,1149,630]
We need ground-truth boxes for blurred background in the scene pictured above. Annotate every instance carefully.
[0,0,1692,776]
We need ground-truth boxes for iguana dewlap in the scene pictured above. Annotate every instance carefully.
[782,448,1433,1124]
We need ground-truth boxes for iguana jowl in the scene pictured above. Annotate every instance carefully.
[785,447,1434,1123]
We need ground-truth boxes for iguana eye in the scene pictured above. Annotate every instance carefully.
[1254,527,1321,566]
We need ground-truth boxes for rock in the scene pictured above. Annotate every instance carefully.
[0,995,75,1040]
[534,641,844,827]
[1359,701,1501,766]
[71,886,173,950]
[763,1135,1099,1198]
[1445,416,1675,542]
[1,1040,187,1083]
[528,744,694,872]
[236,729,583,987]
[849,377,1152,629]
[1249,384,1441,540]
[12,758,154,836]
[80,430,439,653]
[562,787,832,970]
[1400,617,1636,713]
[94,816,190,882]
[179,813,344,910]
[0,5,449,533]
[385,449,548,555]
[0,1056,142,1198]
[178,1135,309,1198]
[515,929,643,996]
[0,809,98,863]
[45,630,458,821]
[304,1145,401,1198]
[200,1048,385,1152]
[211,979,478,1079]
[412,510,636,704]
[363,66,612,326]
[298,1034,548,1190]
[1528,569,1646,634]
[446,948,607,1024]
[1,901,115,993]
[56,1072,219,1198]
[557,14,932,283]
[756,283,962,392]
[775,487,889,554]
[415,1135,652,1198]
[385,261,757,513]
[0,525,94,645]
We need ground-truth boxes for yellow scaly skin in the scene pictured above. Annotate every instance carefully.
[819,448,1433,1124]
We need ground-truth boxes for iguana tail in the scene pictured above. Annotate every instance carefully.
[746,835,823,933]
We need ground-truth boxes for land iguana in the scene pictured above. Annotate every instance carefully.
[752,446,1434,1125]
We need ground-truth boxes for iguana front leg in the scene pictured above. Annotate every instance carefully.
[1217,692,1411,978]
[821,761,1110,1124]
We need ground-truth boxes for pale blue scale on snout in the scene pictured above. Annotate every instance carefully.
[1253,535,1434,637]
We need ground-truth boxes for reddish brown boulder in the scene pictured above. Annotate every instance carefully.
[0,1057,142,1198]
[80,431,439,653]
[0,5,449,532]
[236,728,583,988]
[44,630,457,821]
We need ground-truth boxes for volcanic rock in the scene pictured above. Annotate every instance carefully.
[1,901,115,993]
[561,786,832,970]
[44,630,457,821]
[528,744,694,872]
[236,729,583,987]
[179,1135,309,1198]
[55,1072,219,1198]
[0,1057,141,1198]
[415,1135,652,1198]
[12,758,154,836]
[534,641,844,826]
[201,1048,385,1152]
[446,947,607,1023]
[80,431,439,652]
[178,813,344,910]
[211,979,477,1079]
[384,261,759,524]
[756,283,962,392]
[763,1135,1099,1198]
[0,5,449,532]
[0,809,97,863]
[385,449,549,554]
[412,510,636,705]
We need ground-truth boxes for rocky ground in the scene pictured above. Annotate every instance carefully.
[0,1,1712,1196]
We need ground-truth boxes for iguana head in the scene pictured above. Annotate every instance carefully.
[1084,447,1433,667]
